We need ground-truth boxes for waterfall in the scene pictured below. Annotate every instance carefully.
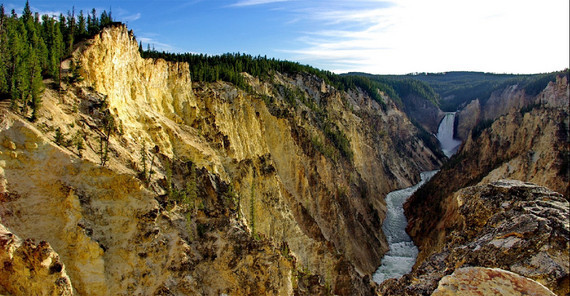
[437,112,462,158]
[373,170,438,284]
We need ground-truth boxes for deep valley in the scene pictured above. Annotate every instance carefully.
[0,8,568,296]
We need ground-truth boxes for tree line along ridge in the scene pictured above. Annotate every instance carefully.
[0,1,113,120]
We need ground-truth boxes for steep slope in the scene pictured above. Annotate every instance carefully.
[0,111,294,295]
[346,73,445,135]
[406,105,568,264]
[0,24,442,295]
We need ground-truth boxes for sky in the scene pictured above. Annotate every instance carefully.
[3,0,569,74]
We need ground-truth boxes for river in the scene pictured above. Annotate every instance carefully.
[372,170,438,284]
[373,112,460,284]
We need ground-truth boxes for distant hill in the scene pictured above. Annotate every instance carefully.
[382,71,567,111]
[347,71,568,112]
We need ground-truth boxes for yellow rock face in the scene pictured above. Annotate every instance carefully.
[0,222,74,295]
[0,110,294,295]
[77,25,204,163]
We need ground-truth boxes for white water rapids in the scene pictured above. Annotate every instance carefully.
[372,170,438,284]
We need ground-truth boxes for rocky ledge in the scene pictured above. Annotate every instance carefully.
[380,180,569,295]
[432,267,556,296]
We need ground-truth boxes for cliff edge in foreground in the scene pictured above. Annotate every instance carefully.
[384,180,569,295]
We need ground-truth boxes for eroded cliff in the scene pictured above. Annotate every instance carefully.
[0,223,74,295]
[0,24,442,295]
[455,74,569,140]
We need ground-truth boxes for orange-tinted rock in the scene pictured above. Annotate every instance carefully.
[0,223,74,296]
[432,267,556,296]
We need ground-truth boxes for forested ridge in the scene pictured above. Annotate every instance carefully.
[0,1,113,120]
[394,71,569,111]
[141,49,403,109]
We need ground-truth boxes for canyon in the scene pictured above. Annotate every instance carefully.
[0,23,568,296]
[0,24,440,295]
[394,74,569,295]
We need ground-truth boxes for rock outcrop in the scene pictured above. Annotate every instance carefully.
[0,111,295,295]
[0,24,443,295]
[400,93,445,134]
[455,98,480,140]
[432,267,556,296]
[0,223,74,296]
[382,180,569,295]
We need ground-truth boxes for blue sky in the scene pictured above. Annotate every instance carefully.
[3,0,569,74]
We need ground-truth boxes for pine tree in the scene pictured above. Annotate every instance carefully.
[21,1,31,24]
[99,97,116,166]
[88,8,98,35]
[58,13,67,49]
[42,16,63,80]
[28,51,42,119]
[0,5,8,94]
[100,11,110,27]
[249,181,256,238]
[140,139,148,181]
[76,10,87,40]
[8,20,29,111]
[20,13,44,119]
[65,8,75,55]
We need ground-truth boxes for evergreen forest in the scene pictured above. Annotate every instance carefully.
[0,1,113,120]
[140,49,400,109]
[387,71,568,111]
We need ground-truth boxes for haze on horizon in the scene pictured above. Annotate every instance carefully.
[4,0,569,75]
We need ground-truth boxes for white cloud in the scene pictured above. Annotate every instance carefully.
[285,0,570,74]
[122,12,141,22]
[138,37,177,52]
[231,0,292,7]
[34,9,64,18]
[114,7,142,23]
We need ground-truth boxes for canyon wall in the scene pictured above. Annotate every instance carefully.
[400,93,445,134]
[0,24,442,295]
[455,75,569,140]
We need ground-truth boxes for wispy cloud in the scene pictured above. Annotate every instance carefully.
[114,7,142,23]
[280,0,569,74]
[177,0,207,9]
[277,1,399,72]
[138,36,177,52]
[122,12,141,22]
[231,0,292,7]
